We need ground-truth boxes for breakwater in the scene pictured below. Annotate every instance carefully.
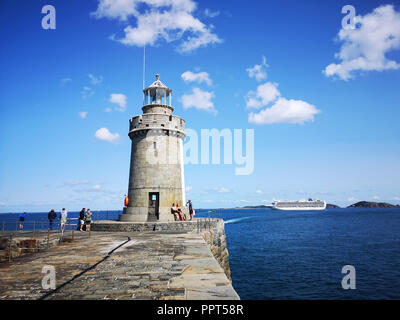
[0,218,238,300]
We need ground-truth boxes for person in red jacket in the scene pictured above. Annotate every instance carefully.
[124,195,129,207]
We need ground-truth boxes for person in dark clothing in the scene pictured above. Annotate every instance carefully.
[171,203,179,221]
[78,208,86,232]
[48,209,57,230]
[186,200,194,220]
[19,212,27,230]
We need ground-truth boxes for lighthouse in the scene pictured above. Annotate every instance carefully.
[119,74,187,222]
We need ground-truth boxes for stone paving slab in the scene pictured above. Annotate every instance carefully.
[0,230,239,300]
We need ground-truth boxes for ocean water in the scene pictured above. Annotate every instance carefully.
[0,210,120,231]
[197,208,400,300]
[1,208,399,299]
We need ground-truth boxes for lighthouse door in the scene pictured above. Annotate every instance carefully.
[148,192,159,221]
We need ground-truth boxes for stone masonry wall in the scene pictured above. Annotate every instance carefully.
[201,219,231,280]
[125,131,185,221]
[0,236,61,262]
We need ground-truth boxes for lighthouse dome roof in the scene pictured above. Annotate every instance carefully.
[144,74,172,93]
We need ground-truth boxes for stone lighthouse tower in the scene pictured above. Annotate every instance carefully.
[119,74,186,222]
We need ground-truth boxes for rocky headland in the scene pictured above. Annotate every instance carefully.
[347,201,400,208]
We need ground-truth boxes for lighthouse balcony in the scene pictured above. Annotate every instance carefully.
[129,113,185,136]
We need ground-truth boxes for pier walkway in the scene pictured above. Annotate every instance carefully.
[0,226,239,300]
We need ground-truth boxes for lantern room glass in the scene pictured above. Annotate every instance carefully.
[143,88,171,106]
[153,88,163,104]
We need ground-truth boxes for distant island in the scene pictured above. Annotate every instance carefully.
[241,205,271,209]
[347,201,400,208]
[326,204,340,208]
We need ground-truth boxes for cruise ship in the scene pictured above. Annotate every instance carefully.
[272,199,326,211]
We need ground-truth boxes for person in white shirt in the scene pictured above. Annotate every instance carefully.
[60,208,68,232]
[84,209,93,232]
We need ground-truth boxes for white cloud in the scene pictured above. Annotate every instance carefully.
[91,0,138,21]
[64,180,89,186]
[105,107,112,112]
[88,74,103,85]
[74,183,106,193]
[323,5,400,80]
[248,97,320,125]
[78,111,88,119]
[186,186,192,192]
[204,199,215,203]
[246,56,268,82]
[60,78,72,85]
[109,93,127,112]
[246,82,280,109]
[348,197,358,202]
[393,197,400,201]
[93,184,102,191]
[220,199,233,204]
[181,71,212,85]
[204,8,220,18]
[95,127,120,143]
[214,187,231,193]
[373,195,380,200]
[256,189,263,194]
[82,86,94,99]
[180,87,216,114]
[0,201,6,206]
[92,0,222,53]
[178,28,221,53]
[246,57,320,125]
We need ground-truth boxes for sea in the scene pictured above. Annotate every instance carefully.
[1,207,399,300]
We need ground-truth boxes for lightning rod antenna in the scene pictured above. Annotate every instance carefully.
[143,45,146,90]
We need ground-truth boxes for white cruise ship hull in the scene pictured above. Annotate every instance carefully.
[272,206,326,211]
[272,200,326,211]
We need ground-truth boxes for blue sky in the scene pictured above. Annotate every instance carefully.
[1,0,400,212]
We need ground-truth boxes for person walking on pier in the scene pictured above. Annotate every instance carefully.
[48,209,56,230]
[60,208,67,232]
[18,212,26,230]
[186,200,194,220]
[78,208,85,232]
[84,209,92,232]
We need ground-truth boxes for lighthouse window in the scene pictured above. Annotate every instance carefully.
[154,142,157,149]
[169,115,172,121]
